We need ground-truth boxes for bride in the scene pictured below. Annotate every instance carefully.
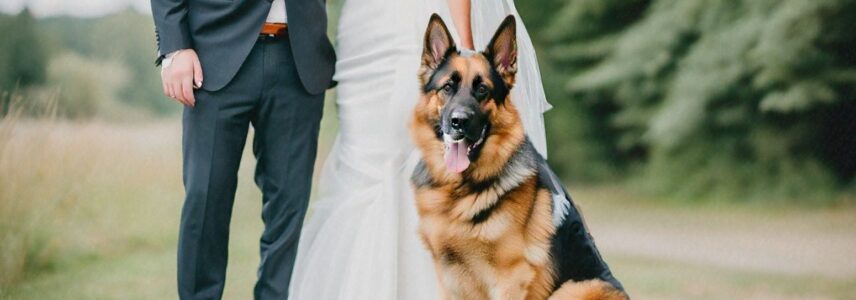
[289,0,551,299]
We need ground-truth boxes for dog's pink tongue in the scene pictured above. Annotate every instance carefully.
[444,141,470,173]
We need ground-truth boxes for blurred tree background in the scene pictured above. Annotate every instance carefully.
[518,0,856,203]
[2,2,856,298]
[0,9,166,119]
[1,0,855,203]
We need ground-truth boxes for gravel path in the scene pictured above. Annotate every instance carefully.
[576,193,856,279]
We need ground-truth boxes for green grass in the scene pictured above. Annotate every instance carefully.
[1,166,264,300]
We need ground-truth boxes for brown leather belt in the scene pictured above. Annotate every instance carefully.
[260,22,288,38]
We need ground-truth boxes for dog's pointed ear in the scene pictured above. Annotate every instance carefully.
[422,14,456,70]
[485,15,517,83]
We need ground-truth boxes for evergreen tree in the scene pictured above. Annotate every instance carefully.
[0,9,47,91]
[538,0,856,201]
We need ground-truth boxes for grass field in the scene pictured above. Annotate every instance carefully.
[1,116,855,299]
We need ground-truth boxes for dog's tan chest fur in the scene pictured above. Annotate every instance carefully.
[414,176,557,300]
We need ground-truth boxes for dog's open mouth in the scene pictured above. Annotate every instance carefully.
[443,126,487,173]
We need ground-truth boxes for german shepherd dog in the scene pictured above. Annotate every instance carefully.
[409,14,629,300]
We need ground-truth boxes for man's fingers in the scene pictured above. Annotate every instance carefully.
[182,78,195,106]
[171,82,187,105]
[163,81,170,97]
[192,59,203,89]
[164,78,173,98]
[166,81,177,101]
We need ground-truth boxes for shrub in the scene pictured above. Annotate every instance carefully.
[43,52,129,119]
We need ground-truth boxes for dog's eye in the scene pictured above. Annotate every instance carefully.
[475,84,489,99]
[442,82,453,93]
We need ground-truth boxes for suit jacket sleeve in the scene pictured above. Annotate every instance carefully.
[151,0,192,64]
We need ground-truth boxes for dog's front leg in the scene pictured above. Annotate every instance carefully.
[419,220,453,300]
[431,257,453,300]
[491,260,535,300]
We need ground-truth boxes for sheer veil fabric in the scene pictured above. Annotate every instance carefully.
[288,1,550,299]
[471,0,552,157]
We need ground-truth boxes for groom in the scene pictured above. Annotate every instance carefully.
[151,0,335,299]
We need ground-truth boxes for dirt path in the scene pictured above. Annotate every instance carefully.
[574,188,856,279]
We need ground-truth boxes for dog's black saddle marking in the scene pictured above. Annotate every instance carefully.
[534,152,626,294]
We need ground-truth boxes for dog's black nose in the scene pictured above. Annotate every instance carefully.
[450,111,470,130]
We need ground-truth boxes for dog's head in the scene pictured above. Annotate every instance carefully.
[413,14,524,177]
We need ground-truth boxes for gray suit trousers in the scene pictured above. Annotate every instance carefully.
[178,36,323,300]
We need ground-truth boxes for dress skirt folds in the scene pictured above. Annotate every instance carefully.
[289,1,443,299]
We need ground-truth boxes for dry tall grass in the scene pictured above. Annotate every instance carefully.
[0,96,69,285]
[0,95,336,293]
[0,97,184,287]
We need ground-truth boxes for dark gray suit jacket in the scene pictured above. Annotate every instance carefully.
[151,0,336,94]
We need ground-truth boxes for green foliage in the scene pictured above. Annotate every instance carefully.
[0,9,172,119]
[38,10,172,115]
[530,0,856,202]
[43,52,130,119]
[519,0,624,181]
[0,9,48,91]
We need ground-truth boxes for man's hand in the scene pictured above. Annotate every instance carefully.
[161,49,203,107]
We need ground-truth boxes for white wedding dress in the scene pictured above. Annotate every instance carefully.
[289,1,551,299]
